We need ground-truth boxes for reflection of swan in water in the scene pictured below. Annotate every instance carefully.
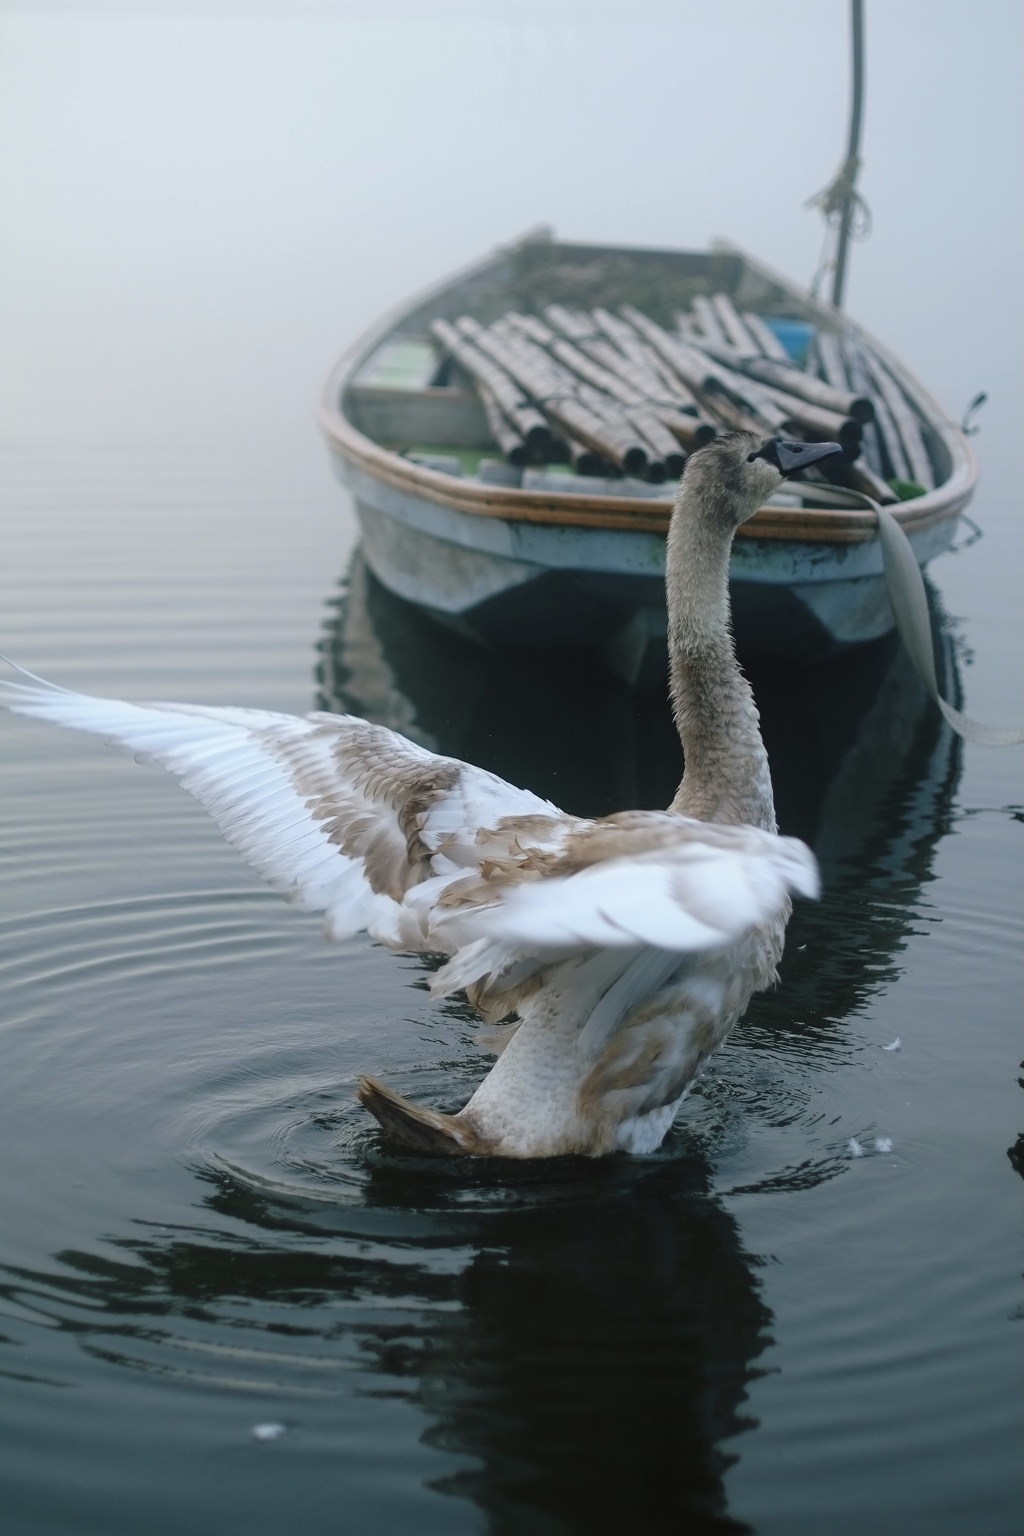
[2,1155,772,1531]
[0,435,824,1158]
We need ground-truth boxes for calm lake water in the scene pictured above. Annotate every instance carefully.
[1,7,1021,1534]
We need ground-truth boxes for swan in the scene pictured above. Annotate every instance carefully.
[0,431,840,1158]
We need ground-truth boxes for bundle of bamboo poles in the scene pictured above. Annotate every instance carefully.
[428,288,937,497]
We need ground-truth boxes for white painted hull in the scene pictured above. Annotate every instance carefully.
[335,455,958,677]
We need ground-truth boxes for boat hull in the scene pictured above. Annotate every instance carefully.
[334,455,958,679]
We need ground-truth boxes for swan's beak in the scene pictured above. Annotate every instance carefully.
[772,438,844,476]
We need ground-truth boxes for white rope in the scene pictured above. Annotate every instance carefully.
[811,491,1023,746]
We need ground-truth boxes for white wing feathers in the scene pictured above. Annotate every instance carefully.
[1,669,818,985]
[439,833,817,953]
[0,672,561,950]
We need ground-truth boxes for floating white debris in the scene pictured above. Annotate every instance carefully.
[251,1422,287,1442]
[847,1138,866,1158]
[882,1037,902,1052]
[874,1137,893,1153]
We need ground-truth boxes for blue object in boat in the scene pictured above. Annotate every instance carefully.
[760,316,816,365]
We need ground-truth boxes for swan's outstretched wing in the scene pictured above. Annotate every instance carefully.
[1,670,818,998]
[0,666,566,949]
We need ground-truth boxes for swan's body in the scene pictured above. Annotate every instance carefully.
[1,432,838,1157]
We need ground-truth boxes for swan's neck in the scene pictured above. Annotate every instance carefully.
[666,492,776,831]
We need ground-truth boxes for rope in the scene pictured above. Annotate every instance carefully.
[807,157,873,301]
[830,491,1024,745]
[805,156,872,236]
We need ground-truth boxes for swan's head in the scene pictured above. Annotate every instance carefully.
[681,431,844,529]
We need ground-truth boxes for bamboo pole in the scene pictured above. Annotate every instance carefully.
[504,311,557,347]
[618,306,725,440]
[429,319,553,453]
[859,344,934,489]
[565,437,614,476]
[651,406,717,450]
[594,307,703,412]
[814,331,850,393]
[475,380,528,466]
[725,351,873,422]
[625,406,686,478]
[691,294,729,348]
[840,336,887,477]
[749,379,862,455]
[659,340,793,435]
[846,460,899,503]
[621,313,758,408]
[690,331,874,425]
[456,317,650,475]
[710,292,758,351]
[741,311,791,362]
[641,348,702,413]
[505,308,694,469]
[548,337,646,406]
[623,307,863,454]
[542,303,595,342]
[840,335,893,479]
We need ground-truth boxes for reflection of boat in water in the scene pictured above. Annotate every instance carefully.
[317,231,978,674]
[317,548,963,1032]
[9,1152,771,1532]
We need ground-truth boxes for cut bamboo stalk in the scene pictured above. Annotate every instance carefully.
[641,347,702,412]
[859,345,935,490]
[693,390,766,436]
[537,308,675,415]
[710,292,758,351]
[667,342,792,435]
[669,332,865,455]
[691,294,729,348]
[741,311,791,362]
[630,325,757,407]
[589,308,700,411]
[548,337,646,406]
[503,312,556,348]
[509,310,697,462]
[619,306,727,441]
[604,307,703,411]
[626,406,686,478]
[430,319,552,452]
[840,335,894,479]
[457,319,650,475]
[714,374,791,434]
[680,332,874,424]
[814,331,850,393]
[809,454,898,504]
[846,460,900,503]
[578,335,674,405]
[673,312,702,341]
[732,354,873,423]
[651,406,717,450]
[590,305,649,355]
[476,380,528,466]
[542,304,595,342]
[733,376,863,455]
[566,437,613,476]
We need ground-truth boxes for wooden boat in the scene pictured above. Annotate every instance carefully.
[317,229,977,682]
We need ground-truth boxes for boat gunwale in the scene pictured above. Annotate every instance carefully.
[317,232,978,548]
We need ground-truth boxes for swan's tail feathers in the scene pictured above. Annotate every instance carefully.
[356,1076,488,1156]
